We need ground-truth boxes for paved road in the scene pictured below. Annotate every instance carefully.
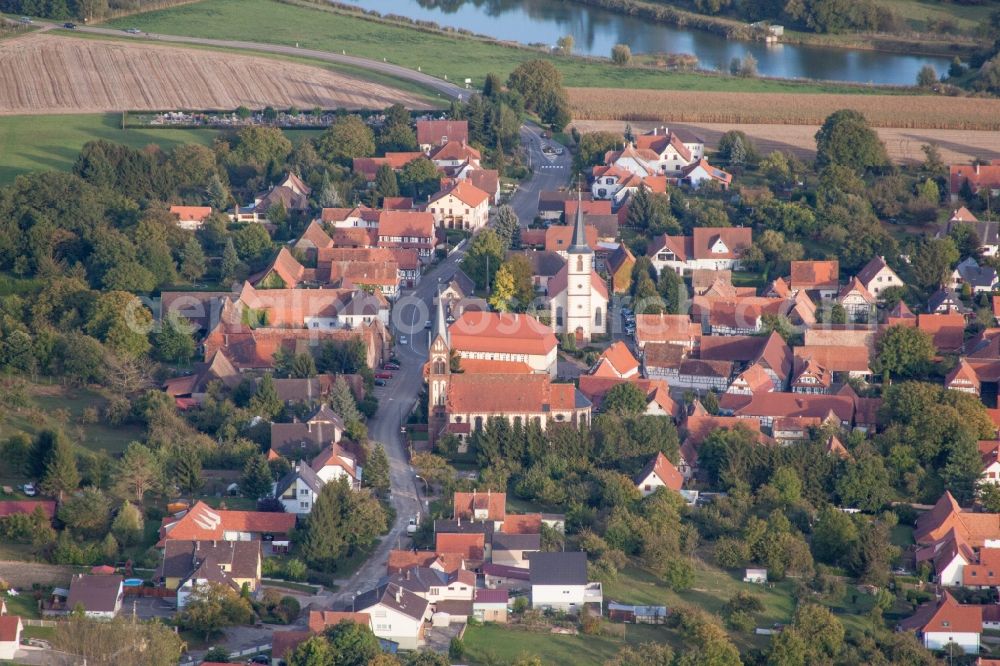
[38,20,466,102]
[512,124,573,225]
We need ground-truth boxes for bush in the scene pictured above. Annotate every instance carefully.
[286,559,308,582]
[449,637,466,660]
[611,44,632,66]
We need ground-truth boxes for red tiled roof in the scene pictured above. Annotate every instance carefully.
[308,611,371,633]
[169,205,212,222]
[915,491,1000,547]
[792,345,871,373]
[449,312,557,356]
[475,589,509,604]
[900,591,982,634]
[951,162,1000,195]
[0,500,55,519]
[790,260,839,290]
[382,196,414,210]
[634,314,701,347]
[963,546,1000,586]
[636,451,683,491]
[435,533,485,560]
[578,375,678,416]
[544,225,599,253]
[952,206,979,223]
[454,491,506,521]
[297,220,334,250]
[564,199,612,217]
[429,180,489,208]
[271,631,312,663]
[387,550,465,574]
[0,615,22,642]
[377,210,435,239]
[417,120,468,147]
[446,373,577,414]
[500,514,542,534]
[918,313,966,352]
[158,501,295,545]
[430,140,481,163]
[468,169,499,197]
[595,341,639,378]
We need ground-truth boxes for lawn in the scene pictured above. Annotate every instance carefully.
[0,113,324,184]
[103,0,908,95]
[462,623,628,665]
[876,0,996,33]
[3,592,41,620]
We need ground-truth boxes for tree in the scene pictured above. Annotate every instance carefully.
[111,500,144,547]
[287,635,334,666]
[220,238,241,283]
[317,115,375,165]
[179,236,206,283]
[177,581,253,641]
[489,264,517,312]
[917,65,938,87]
[58,486,112,538]
[372,164,399,207]
[364,444,390,497]
[153,314,196,364]
[317,173,342,208]
[463,229,504,292]
[112,442,162,502]
[329,375,362,426]
[603,382,647,416]
[173,452,204,497]
[815,109,889,172]
[240,454,274,500]
[53,615,183,666]
[575,131,624,172]
[493,205,520,249]
[502,255,535,308]
[556,35,574,55]
[41,435,79,502]
[812,506,858,565]
[506,60,563,112]
[291,353,318,379]
[611,44,632,65]
[86,291,152,359]
[398,158,440,201]
[324,620,381,665]
[249,374,283,419]
[605,642,673,666]
[836,453,893,511]
[909,237,957,291]
[299,478,386,571]
[873,325,935,380]
[718,130,757,166]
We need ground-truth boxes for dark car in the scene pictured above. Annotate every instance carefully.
[374,379,387,387]
[63,22,76,28]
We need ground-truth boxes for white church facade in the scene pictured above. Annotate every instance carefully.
[547,195,609,343]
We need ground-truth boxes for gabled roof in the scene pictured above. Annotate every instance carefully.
[593,341,640,378]
[898,590,982,635]
[449,312,557,356]
[387,550,465,574]
[946,358,981,390]
[544,225,599,253]
[308,611,371,633]
[416,119,468,146]
[468,169,499,196]
[454,491,506,521]
[790,260,839,291]
[435,533,485,560]
[951,162,1000,194]
[824,435,852,460]
[915,491,1000,547]
[353,582,429,621]
[169,205,212,222]
[158,501,295,545]
[160,539,261,581]
[493,532,541,552]
[634,314,701,347]
[792,345,871,373]
[297,220,334,249]
[691,227,750,260]
[918,313,966,352]
[838,276,876,304]
[578,376,679,417]
[67,574,122,613]
[275,460,324,497]
[500,513,543,535]
[855,256,898,288]
[682,159,732,186]
[430,140,481,163]
[607,245,636,275]
[731,363,774,393]
[0,615,21,642]
[377,210,435,238]
[635,452,683,491]
[951,206,979,223]
[446,373,584,414]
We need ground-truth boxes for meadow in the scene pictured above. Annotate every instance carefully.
[102,0,917,95]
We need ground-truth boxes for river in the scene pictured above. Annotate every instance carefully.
[343,0,955,85]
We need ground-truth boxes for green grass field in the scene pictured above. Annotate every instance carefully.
[0,113,324,184]
[876,0,996,33]
[103,0,906,95]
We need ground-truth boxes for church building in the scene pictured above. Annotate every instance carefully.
[547,193,609,343]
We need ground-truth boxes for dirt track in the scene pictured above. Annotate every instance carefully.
[572,119,1000,165]
[0,33,432,114]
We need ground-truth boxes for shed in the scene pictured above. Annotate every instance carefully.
[607,602,668,624]
[744,568,768,584]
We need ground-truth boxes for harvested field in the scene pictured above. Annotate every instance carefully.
[0,33,432,114]
[567,88,1000,131]
[571,120,1000,165]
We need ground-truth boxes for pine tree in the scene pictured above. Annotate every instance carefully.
[364,444,390,497]
[240,454,274,500]
[111,500,144,546]
[101,533,119,561]
[173,452,203,497]
[249,374,283,420]
[220,238,240,284]
[179,236,207,282]
[493,205,520,249]
[318,172,342,208]
[329,375,362,425]
[208,174,230,210]
[112,442,162,502]
[373,164,399,207]
[290,353,317,379]
[300,477,349,571]
[40,435,79,502]
[154,315,196,364]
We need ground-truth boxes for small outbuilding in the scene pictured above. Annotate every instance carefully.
[743,568,768,584]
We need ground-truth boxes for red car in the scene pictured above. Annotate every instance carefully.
[383,362,400,370]
[374,371,393,380]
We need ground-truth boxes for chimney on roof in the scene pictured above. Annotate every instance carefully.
[652,127,657,136]
[976,163,981,175]
[395,587,402,604]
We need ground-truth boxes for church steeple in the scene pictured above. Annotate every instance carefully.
[568,187,591,255]
[433,286,449,347]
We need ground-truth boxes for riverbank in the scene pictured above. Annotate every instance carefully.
[105,0,937,94]
[566,0,980,59]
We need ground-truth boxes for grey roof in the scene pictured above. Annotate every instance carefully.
[275,460,324,497]
[434,519,493,537]
[528,551,588,586]
[160,540,261,580]
[492,532,541,552]
[434,600,474,616]
[955,257,998,289]
[448,269,476,299]
[583,214,619,239]
[538,190,590,212]
[433,285,449,346]
[513,250,565,278]
[308,404,345,427]
[928,287,966,313]
[353,582,429,621]
[569,191,592,255]
[67,574,122,613]
[574,388,593,410]
[384,567,448,593]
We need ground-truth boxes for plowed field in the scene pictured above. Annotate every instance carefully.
[0,34,431,114]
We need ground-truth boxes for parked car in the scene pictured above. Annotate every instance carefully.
[374,379,387,387]
[22,483,36,497]
[63,22,75,28]
[398,335,408,345]
[18,17,32,24]
[406,517,418,534]
[374,371,392,380]
[246,656,269,665]
[424,320,432,329]
[125,27,141,34]
[383,362,400,370]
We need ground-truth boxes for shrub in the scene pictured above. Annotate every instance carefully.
[611,44,632,66]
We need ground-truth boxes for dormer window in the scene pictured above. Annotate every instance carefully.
[941,621,950,627]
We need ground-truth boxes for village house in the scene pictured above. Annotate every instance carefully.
[698,332,792,391]
[377,210,436,259]
[492,533,541,568]
[169,205,213,231]
[915,492,1000,549]
[634,314,702,351]
[981,441,1000,485]
[273,461,325,515]
[159,540,262,609]
[252,172,312,214]
[387,551,466,575]
[352,583,430,650]
[578,375,680,417]
[473,589,509,624]
[528,552,603,613]
[855,255,904,300]
[788,260,840,300]
[270,404,344,458]
[679,413,765,478]
[837,277,877,321]
[384,567,477,607]
[952,257,999,294]
[352,152,423,181]
[158,501,296,554]
[426,180,490,230]
[647,227,752,276]
[947,208,999,257]
[0,615,22,661]
[605,126,705,177]
[899,591,983,654]
[951,161,1000,201]
[321,205,380,229]
[66,574,124,619]
[607,245,636,294]
[430,140,482,176]
[634,452,683,496]
[417,119,469,152]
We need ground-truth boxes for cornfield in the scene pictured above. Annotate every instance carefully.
[567,88,1000,131]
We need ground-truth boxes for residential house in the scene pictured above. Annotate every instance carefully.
[772,416,822,444]
[385,567,476,607]
[316,247,401,298]
[789,260,840,299]
[254,173,312,214]
[729,392,861,431]
[634,452,683,496]
[158,501,296,553]
[680,414,765,478]
[642,345,732,393]
[466,169,500,204]
[855,256,904,299]
[270,404,344,459]
[292,220,334,259]
[790,356,832,394]
[648,227,752,276]
[387,551,466,575]
[792,345,872,390]
[377,210,436,259]
[66,574,123,619]
[951,161,1000,200]
[429,141,482,174]
[352,583,430,650]
[312,444,361,486]
[947,359,982,395]
[591,341,640,379]
[699,332,792,391]
[578,375,680,417]
[321,205,380,229]
[680,159,733,189]
[898,590,982,654]
[803,325,879,352]
[915,492,1000,548]
[352,152,423,181]
[163,350,242,408]
[169,205,212,230]
[634,314,702,351]
[918,313,966,352]
[952,257,999,294]
[435,533,486,561]
[916,527,974,586]
[962,546,1000,589]
[417,119,468,152]
[473,589,508,624]
[837,277,876,321]
[453,490,506,526]
[605,127,704,177]
[515,250,565,292]
[947,207,999,257]
[492,533,541,568]
[274,461,325,515]
[161,540,261,609]
[0,616,22,661]
[528,552,602,613]
[426,181,490,230]
[607,245,636,294]
[982,441,1000,486]
[928,288,969,315]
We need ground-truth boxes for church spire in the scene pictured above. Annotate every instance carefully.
[433,284,449,346]
[568,185,591,255]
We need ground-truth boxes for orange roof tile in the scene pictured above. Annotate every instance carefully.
[454,491,506,521]
[430,180,489,208]
[634,314,701,347]
[387,550,465,574]
[158,501,295,545]
[917,313,966,352]
[169,205,212,222]
[455,359,533,375]
[790,260,839,290]
[915,491,1000,547]
[446,373,579,414]
[449,312,557,356]
[308,611,371,633]
[435,533,485,560]
[544,225,599,253]
[792,345,871,373]
[377,210,435,239]
[636,451,683,492]
[500,514,543,534]
[417,120,468,146]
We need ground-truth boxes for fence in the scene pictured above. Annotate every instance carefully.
[124,586,175,598]
[21,619,57,628]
